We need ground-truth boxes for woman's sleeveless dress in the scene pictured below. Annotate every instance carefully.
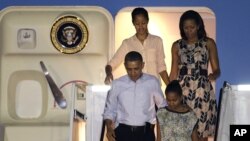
[177,38,217,137]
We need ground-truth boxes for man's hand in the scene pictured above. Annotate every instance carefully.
[105,119,116,141]
[106,126,116,141]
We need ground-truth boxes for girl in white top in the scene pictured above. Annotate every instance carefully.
[105,7,169,85]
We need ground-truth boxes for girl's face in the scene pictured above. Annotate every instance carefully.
[183,19,199,40]
[166,92,182,110]
[133,14,148,35]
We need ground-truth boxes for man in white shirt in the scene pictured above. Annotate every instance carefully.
[103,51,167,141]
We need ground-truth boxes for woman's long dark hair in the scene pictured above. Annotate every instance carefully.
[179,10,207,40]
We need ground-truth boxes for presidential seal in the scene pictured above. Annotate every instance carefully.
[51,15,89,54]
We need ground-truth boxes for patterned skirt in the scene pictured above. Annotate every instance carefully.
[179,75,217,138]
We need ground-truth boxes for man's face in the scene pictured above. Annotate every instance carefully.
[125,60,144,82]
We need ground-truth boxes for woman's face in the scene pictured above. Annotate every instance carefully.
[133,14,148,35]
[183,19,199,40]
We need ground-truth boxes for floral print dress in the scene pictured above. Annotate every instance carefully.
[157,107,198,141]
[176,38,217,137]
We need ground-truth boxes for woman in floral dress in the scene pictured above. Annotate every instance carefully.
[169,10,221,141]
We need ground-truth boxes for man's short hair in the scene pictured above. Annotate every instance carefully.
[124,51,143,63]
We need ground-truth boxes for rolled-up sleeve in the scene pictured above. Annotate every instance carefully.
[103,82,118,121]
[153,78,167,108]
[108,40,128,69]
[156,37,167,73]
